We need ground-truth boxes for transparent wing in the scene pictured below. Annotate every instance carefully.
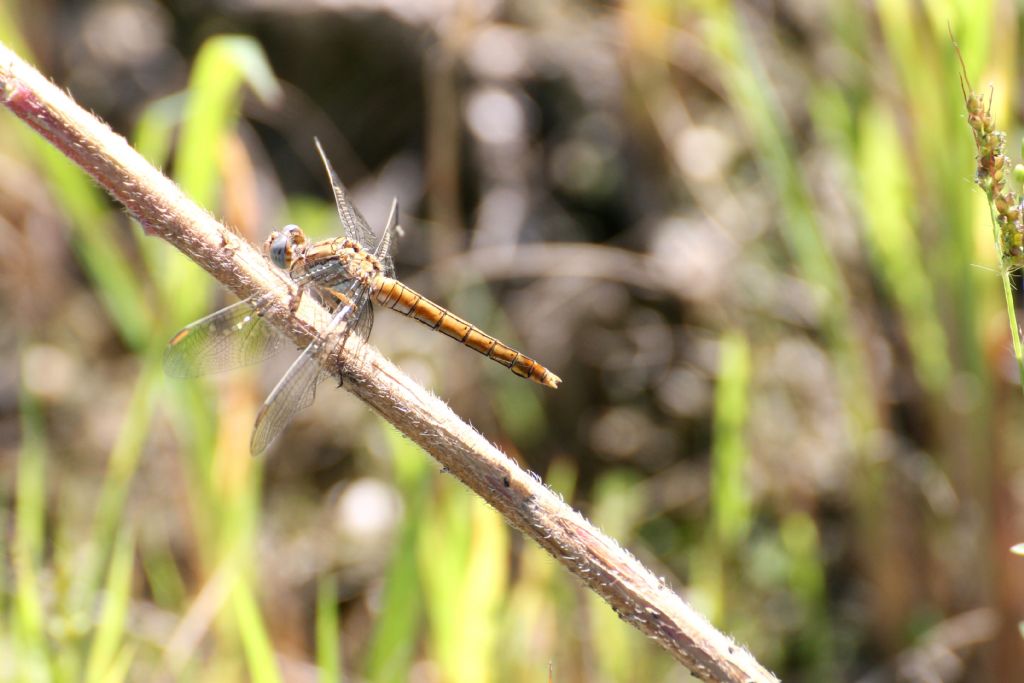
[250,281,369,456]
[164,258,351,378]
[164,301,284,378]
[249,339,326,457]
[314,138,376,248]
[375,197,398,278]
[351,297,374,342]
[313,138,395,275]
[313,280,374,343]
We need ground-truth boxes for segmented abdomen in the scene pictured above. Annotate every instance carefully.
[372,276,560,388]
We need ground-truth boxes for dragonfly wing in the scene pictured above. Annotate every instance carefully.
[164,254,356,379]
[250,281,367,456]
[351,297,374,342]
[250,337,326,456]
[374,197,398,277]
[164,300,285,378]
[314,138,378,248]
[164,262,352,381]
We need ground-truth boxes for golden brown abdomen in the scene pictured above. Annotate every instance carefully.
[372,276,561,388]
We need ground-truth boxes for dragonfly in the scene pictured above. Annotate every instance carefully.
[165,139,561,455]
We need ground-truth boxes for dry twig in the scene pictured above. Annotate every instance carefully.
[0,41,777,683]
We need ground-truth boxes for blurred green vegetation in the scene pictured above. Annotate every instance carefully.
[1,1,1023,682]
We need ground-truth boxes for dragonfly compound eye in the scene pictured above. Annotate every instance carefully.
[267,230,292,269]
[265,225,308,269]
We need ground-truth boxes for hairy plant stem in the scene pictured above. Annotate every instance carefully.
[0,41,777,683]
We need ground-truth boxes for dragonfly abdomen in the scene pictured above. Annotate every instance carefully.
[372,277,561,388]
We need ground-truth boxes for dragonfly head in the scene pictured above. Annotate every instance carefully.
[264,224,307,269]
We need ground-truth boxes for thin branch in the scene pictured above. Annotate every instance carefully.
[0,41,777,683]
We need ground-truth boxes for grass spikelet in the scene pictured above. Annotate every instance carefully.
[953,33,1024,390]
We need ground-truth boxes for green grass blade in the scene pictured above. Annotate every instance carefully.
[0,502,7,626]
[699,2,876,431]
[441,502,507,683]
[132,93,186,169]
[35,142,153,349]
[711,330,752,547]
[1,18,152,351]
[0,1,29,54]
[139,534,188,612]
[877,5,999,384]
[1003,287,1024,388]
[98,644,136,683]
[315,574,341,682]
[176,34,281,207]
[12,368,50,680]
[362,529,421,683]
[84,530,135,683]
[780,513,835,678]
[419,490,470,676]
[87,351,162,592]
[176,34,280,205]
[232,580,283,683]
[857,104,951,394]
[363,427,429,683]
[165,34,282,325]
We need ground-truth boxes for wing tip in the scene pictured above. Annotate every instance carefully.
[250,412,273,457]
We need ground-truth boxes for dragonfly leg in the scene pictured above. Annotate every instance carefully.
[287,281,305,312]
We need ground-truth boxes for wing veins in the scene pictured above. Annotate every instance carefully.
[164,258,351,377]
[250,280,369,455]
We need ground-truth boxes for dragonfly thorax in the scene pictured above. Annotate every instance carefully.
[266,223,385,289]
[311,239,385,286]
